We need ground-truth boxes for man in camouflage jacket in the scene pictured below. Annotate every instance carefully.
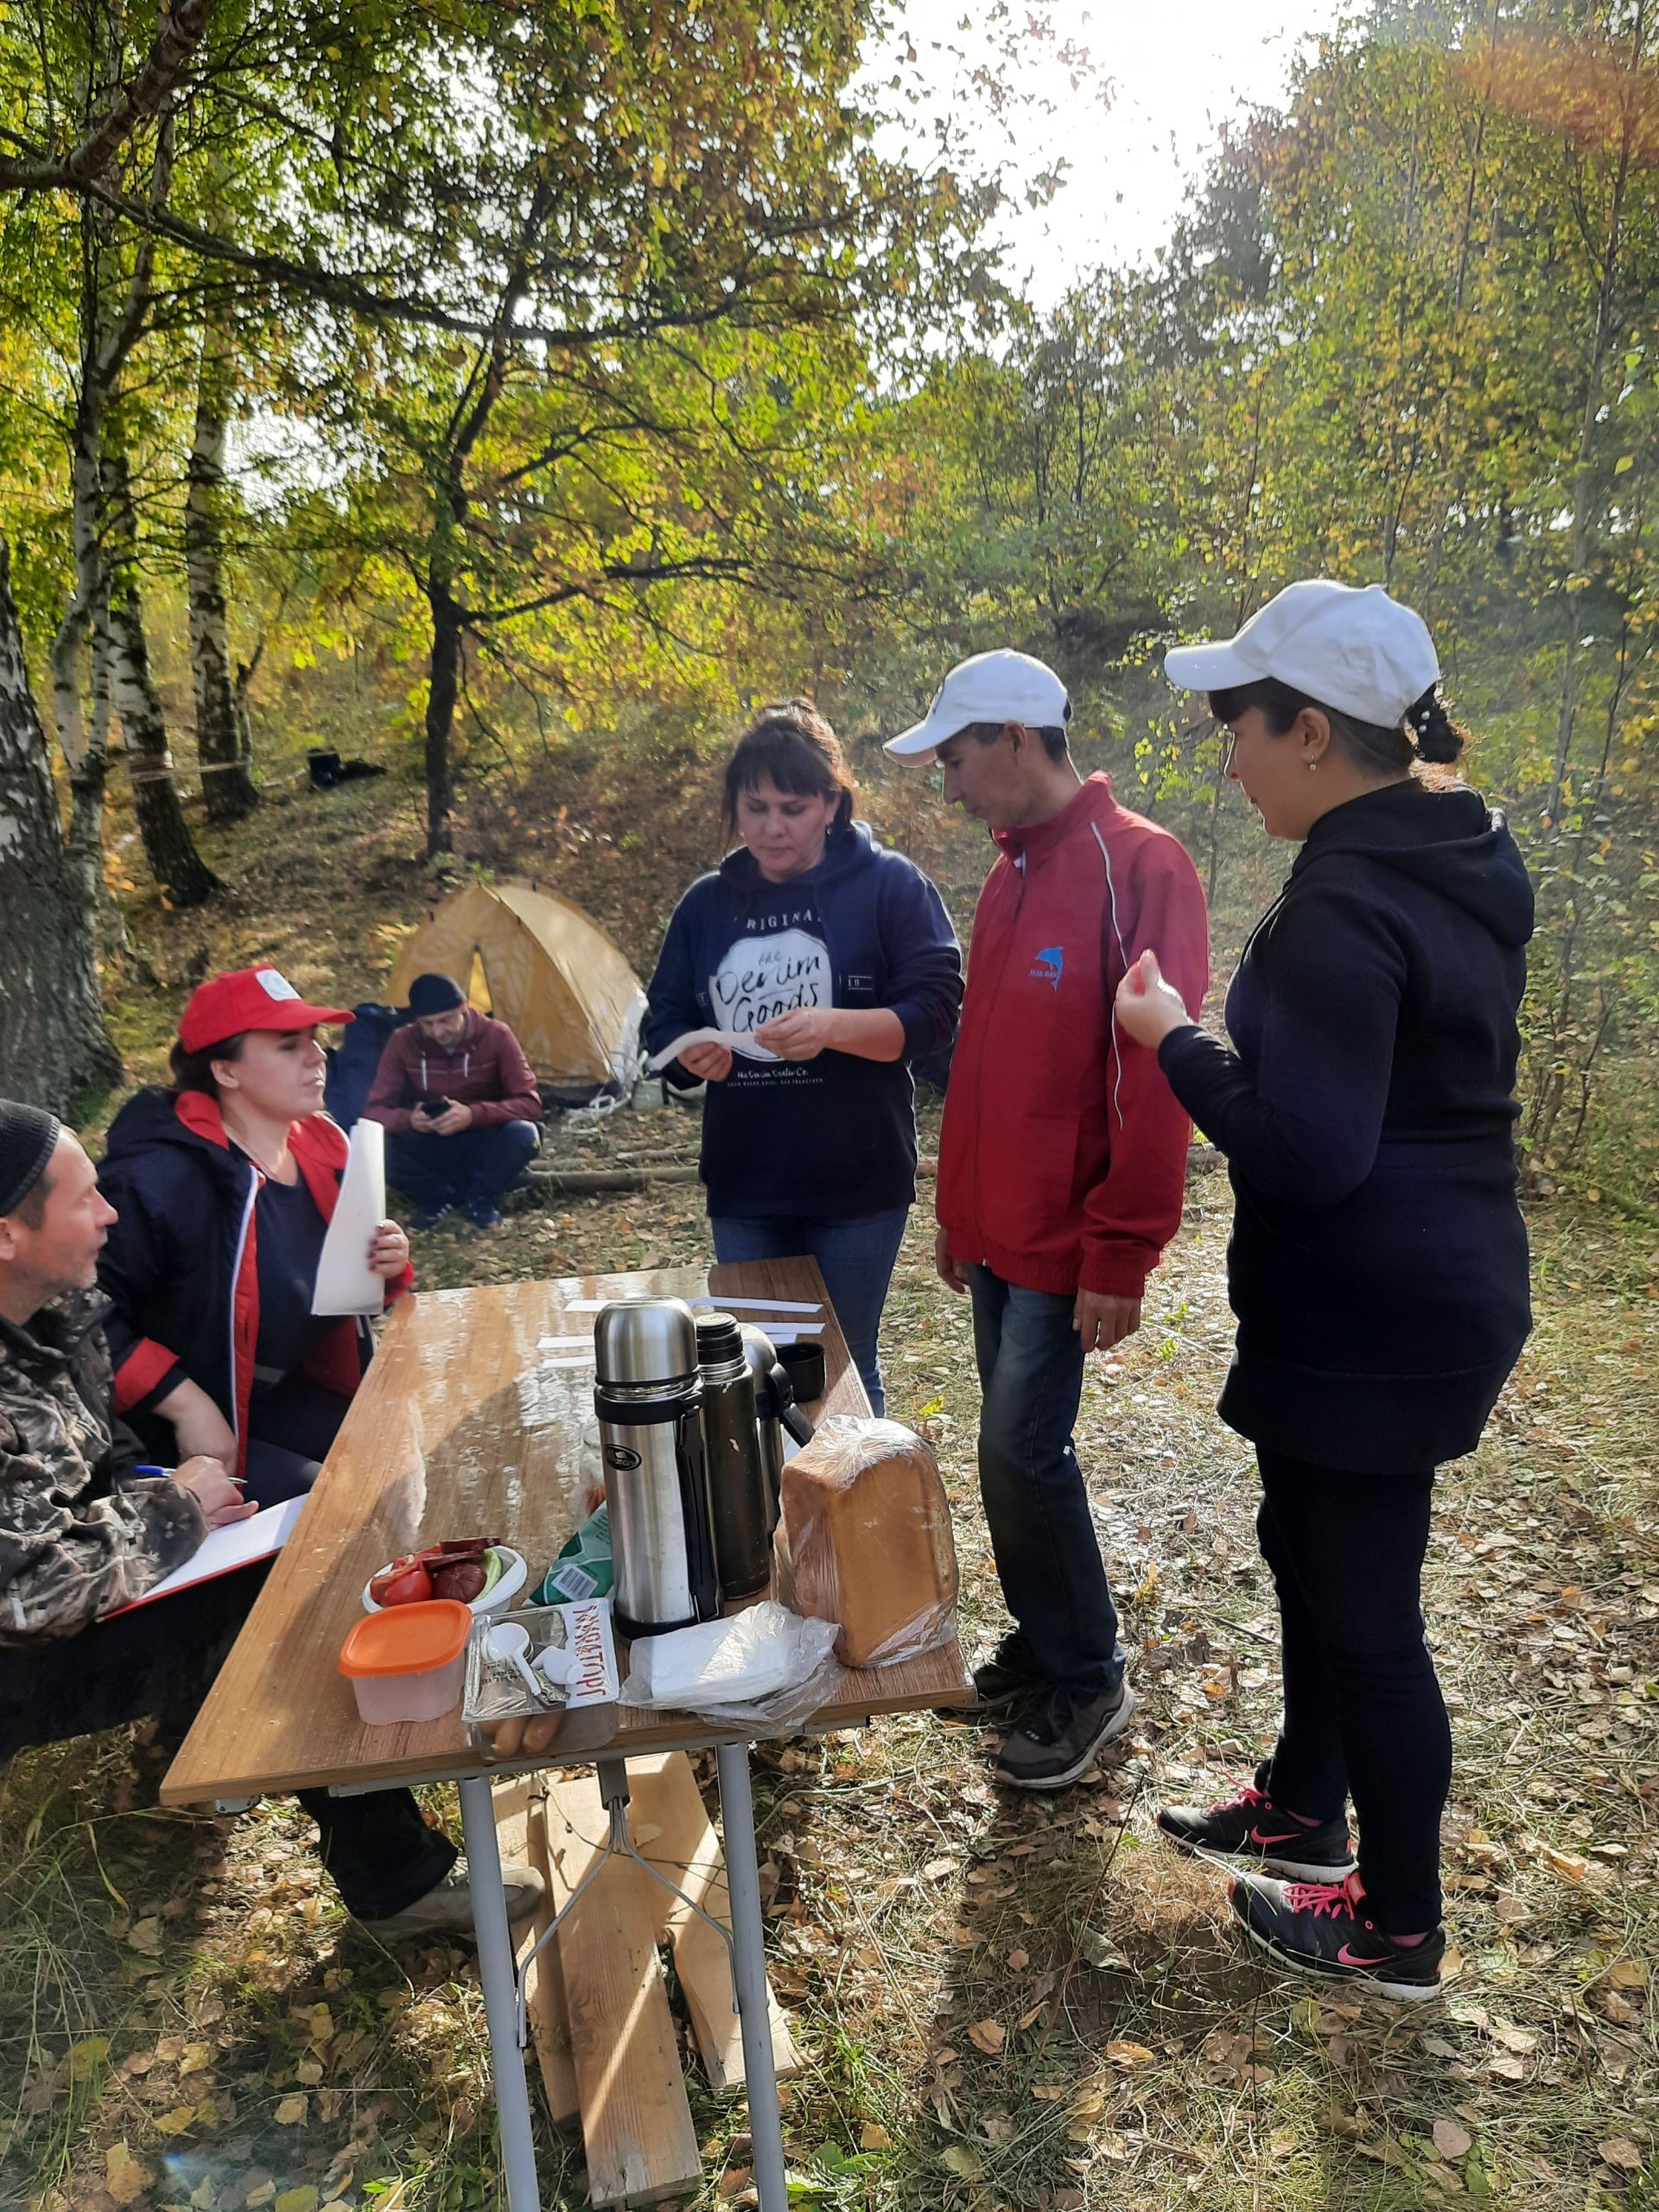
[0,1291,219,1641]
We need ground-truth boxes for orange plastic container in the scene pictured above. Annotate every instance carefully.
[340,1599,472,1725]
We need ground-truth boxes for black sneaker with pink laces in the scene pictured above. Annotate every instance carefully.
[1156,1764,1356,1883]
[1227,1867,1446,2000]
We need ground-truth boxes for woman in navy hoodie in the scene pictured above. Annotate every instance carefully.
[1116,582,1533,2000]
[99,969,412,1507]
[647,702,962,1411]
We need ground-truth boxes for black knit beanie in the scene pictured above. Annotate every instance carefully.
[0,1102,61,1216]
[406,972,467,1016]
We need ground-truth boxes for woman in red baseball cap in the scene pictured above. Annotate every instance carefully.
[97,968,412,1505]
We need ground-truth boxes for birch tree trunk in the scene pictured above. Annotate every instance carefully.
[0,531,122,1112]
[186,322,257,820]
[105,448,220,908]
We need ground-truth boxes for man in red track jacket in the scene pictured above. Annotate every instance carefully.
[889,651,1209,1789]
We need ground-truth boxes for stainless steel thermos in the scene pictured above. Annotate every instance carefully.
[696,1312,773,1600]
[593,1298,719,1637]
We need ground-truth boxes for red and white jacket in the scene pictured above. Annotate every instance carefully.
[938,774,1210,1299]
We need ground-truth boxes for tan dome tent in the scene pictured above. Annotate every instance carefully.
[387,880,647,1103]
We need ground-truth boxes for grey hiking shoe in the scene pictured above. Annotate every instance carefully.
[995,1679,1136,1790]
[359,1861,543,1940]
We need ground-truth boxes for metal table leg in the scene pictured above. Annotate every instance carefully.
[458,1774,542,2212]
[715,1741,788,2212]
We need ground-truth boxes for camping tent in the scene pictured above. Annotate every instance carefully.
[386,880,647,1103]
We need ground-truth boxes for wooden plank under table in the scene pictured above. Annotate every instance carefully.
[162,1260,972,1810]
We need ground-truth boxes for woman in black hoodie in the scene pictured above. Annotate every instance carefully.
[1116,582,1533,1999]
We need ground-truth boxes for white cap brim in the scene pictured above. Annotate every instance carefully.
[1163,639,1259,693]
[884,718,946,760]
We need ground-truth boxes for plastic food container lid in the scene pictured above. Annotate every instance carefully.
[340,1599,472,1678]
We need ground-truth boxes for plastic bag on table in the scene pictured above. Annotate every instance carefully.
[619,1600,842,1730]
[774,1415,958,1667]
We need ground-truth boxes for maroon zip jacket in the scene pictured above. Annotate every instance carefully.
[937,774,1210,1300]
[361,1008,543,1134]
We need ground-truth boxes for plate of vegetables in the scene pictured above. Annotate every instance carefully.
[363,1538,527,1616]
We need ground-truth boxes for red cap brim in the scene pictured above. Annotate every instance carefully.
[179,1001,355,1053]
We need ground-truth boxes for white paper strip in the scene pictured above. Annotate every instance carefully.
[690,1296,823,1316]
[310,1118,387,1315]
[647,1026,779,1071]
[560,1295,823,1317]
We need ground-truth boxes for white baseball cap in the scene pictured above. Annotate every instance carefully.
[1165,581,1440,728]
[886,649,1071,761]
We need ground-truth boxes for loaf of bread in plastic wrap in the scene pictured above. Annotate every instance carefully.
[777,1415,958,1667]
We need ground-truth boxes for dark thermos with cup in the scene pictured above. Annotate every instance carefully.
[695,1312,774,1601]
[593,1298,719,1637]
[738,1324,817,1531]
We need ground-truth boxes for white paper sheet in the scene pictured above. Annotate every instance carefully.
[647,1027,779,1071]
[110,1495,306,1611]
[311,1118,387,1315]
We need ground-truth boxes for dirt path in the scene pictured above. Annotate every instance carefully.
[3,1141,1655,2212]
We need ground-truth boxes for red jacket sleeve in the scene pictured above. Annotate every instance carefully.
[465,1025,544,1128]
[362,1031,416,1134]
[1078,836,1211,1297]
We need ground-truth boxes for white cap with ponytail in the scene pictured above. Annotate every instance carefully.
[1165,580,1441,731]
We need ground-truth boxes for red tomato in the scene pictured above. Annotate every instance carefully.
[371,1562,435,1607]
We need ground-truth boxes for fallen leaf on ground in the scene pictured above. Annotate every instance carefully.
[1541,1847,1589,1880]
[940,2145,983,2177]
[860,2124,891,2150]
[1433,2120,1473,2159]
[105,2143,149,2205]
[968,2018,1006,2054]
[921,1858,957,1882]
[1599,2141,1643,2172]
[153,2105,197,2136]
[274,2092,308,2124]
[1609,1961,1648,1989]
[126,1916,162,1955]
[1487,2052,1526,2082]
[1105,2040,1156,2067]
[1007,1947,1029,1970]
[275,2190,320,2212]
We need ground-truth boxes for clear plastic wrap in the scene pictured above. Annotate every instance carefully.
[775,1415,959,1667]
[619,1600,842,1729]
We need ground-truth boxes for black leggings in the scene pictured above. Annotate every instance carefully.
[1255,1450,1452,1933]
[244,1376,353,1510]
[0,1562,455,1922]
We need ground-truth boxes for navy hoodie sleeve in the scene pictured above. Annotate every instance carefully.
[96,1152,189,1414]
[876,857,962,1058]
[1158,880,1404,1210]
[645,883,710,1090]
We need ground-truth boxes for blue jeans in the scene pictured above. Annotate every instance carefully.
[387,1121,539,1213]
[709,1208,911,1415]
[967,1265,1126,1696]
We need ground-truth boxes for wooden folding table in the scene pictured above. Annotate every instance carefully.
[162,1261,973,2212]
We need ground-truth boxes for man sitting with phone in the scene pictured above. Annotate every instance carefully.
[0,1098,541,1937]
[363,973,543,1230]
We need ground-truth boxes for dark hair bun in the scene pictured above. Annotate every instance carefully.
[1406,690,1465,766]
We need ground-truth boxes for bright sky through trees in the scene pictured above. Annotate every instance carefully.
[869,0,1356,302]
